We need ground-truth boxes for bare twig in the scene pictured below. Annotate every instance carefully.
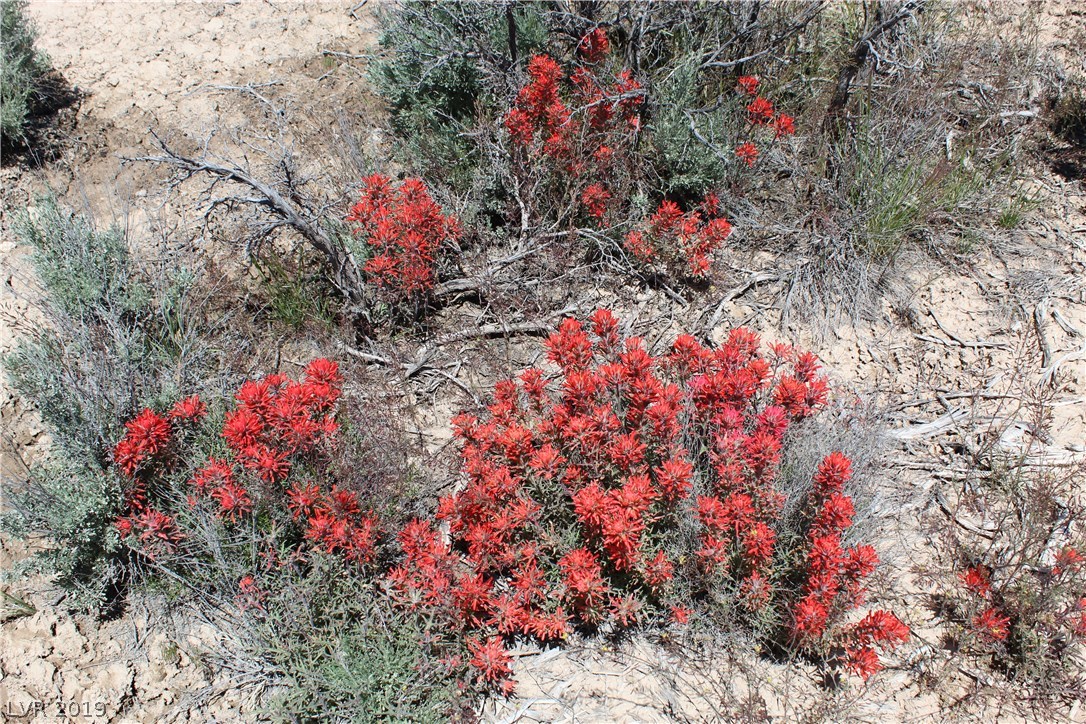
[702,271,779,338]
[133,131,366,305]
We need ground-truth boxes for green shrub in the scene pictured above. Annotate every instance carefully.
[1,0,49,144]
[1,197,211,608]
[371,1,548,192]
[259,557,460,723]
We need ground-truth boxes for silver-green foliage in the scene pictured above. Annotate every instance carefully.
[1,0,49,143]
[2,197,203,607]
[260,557,459,723]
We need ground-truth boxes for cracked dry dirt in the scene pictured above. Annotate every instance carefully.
[1,1,1084,722]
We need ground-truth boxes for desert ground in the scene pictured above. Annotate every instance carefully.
[1,1,1084,722]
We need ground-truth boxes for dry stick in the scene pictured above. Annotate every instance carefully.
[341,314,568,381]
[405,318,562,378]
[822,0,924,151]
[912,333,1008,350]
[933,488,997,540]
[135,131,366,305]
[702,271,779,338]
[1033,299,1053,370]
[1051,307,1082,338]
[885,407,971,442]
[922,308,1009,349]
[1039,341,1086,388]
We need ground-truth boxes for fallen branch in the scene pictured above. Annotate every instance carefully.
[702,271,779,338]
[913,333,1008,350]
[885,407,970,441]
[341,311,573,381]
[135,131,366,305]
[405,319,559,378]
[1034,299,1052,369]
[920,308,1008,349]
[1039,341,1086,388]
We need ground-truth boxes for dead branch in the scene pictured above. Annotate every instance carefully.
[885,407,970,442]
[1039,341,1086,388]
[702,271,779,338]
[405,319,561,378]
[823,0,925,142]
[135,131,366,306]
[341,310,574,381]
[1033,299,1053,370]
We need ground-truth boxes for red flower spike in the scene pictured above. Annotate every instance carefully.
[670,604,692,625]
[739,572,772,611]
[813,452,852,497]
[578,27,609,63]
[974,607,1011,641]
[772,113,796,138]
[736,142,759,167]
[1054,547,1084,576]
[222,408,264,451]
[286,481,322,521]
[124,409,172,457]
[747,96,774,124]
[468,636,512,686]
[657,456,693,502]
[169,395,207,424]
[792,594,829,641]
[305,358,342,388]
[211,480,252,522]
[844,646,881,680]
[960,565,992,596]
[113,437,144,478]
[853,610,909,648]
[643,551,674,590]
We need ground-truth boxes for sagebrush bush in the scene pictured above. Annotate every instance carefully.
[371,0,548,192]
[256,557,461,723]
[1,0,48,144]
[5,198,198,461]
[1,198,210,607]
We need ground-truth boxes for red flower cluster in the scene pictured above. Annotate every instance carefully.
[973,607,1011,641]
[624,195,733,276]
[735,142,759,168]
[580,182,612,220]
[504,40,643,223]
[112,360,380,569]
[293,483,378,564]
[578,27,609,64]
[112,408,184,558]
[347,174,460,300]
[113,408,174,478]
[732,74,796,169]
[236,575,267,611]
[384,311,901,691]
[789,451,906,676]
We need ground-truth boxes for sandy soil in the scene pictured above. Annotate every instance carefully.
[1,1,1083,722]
